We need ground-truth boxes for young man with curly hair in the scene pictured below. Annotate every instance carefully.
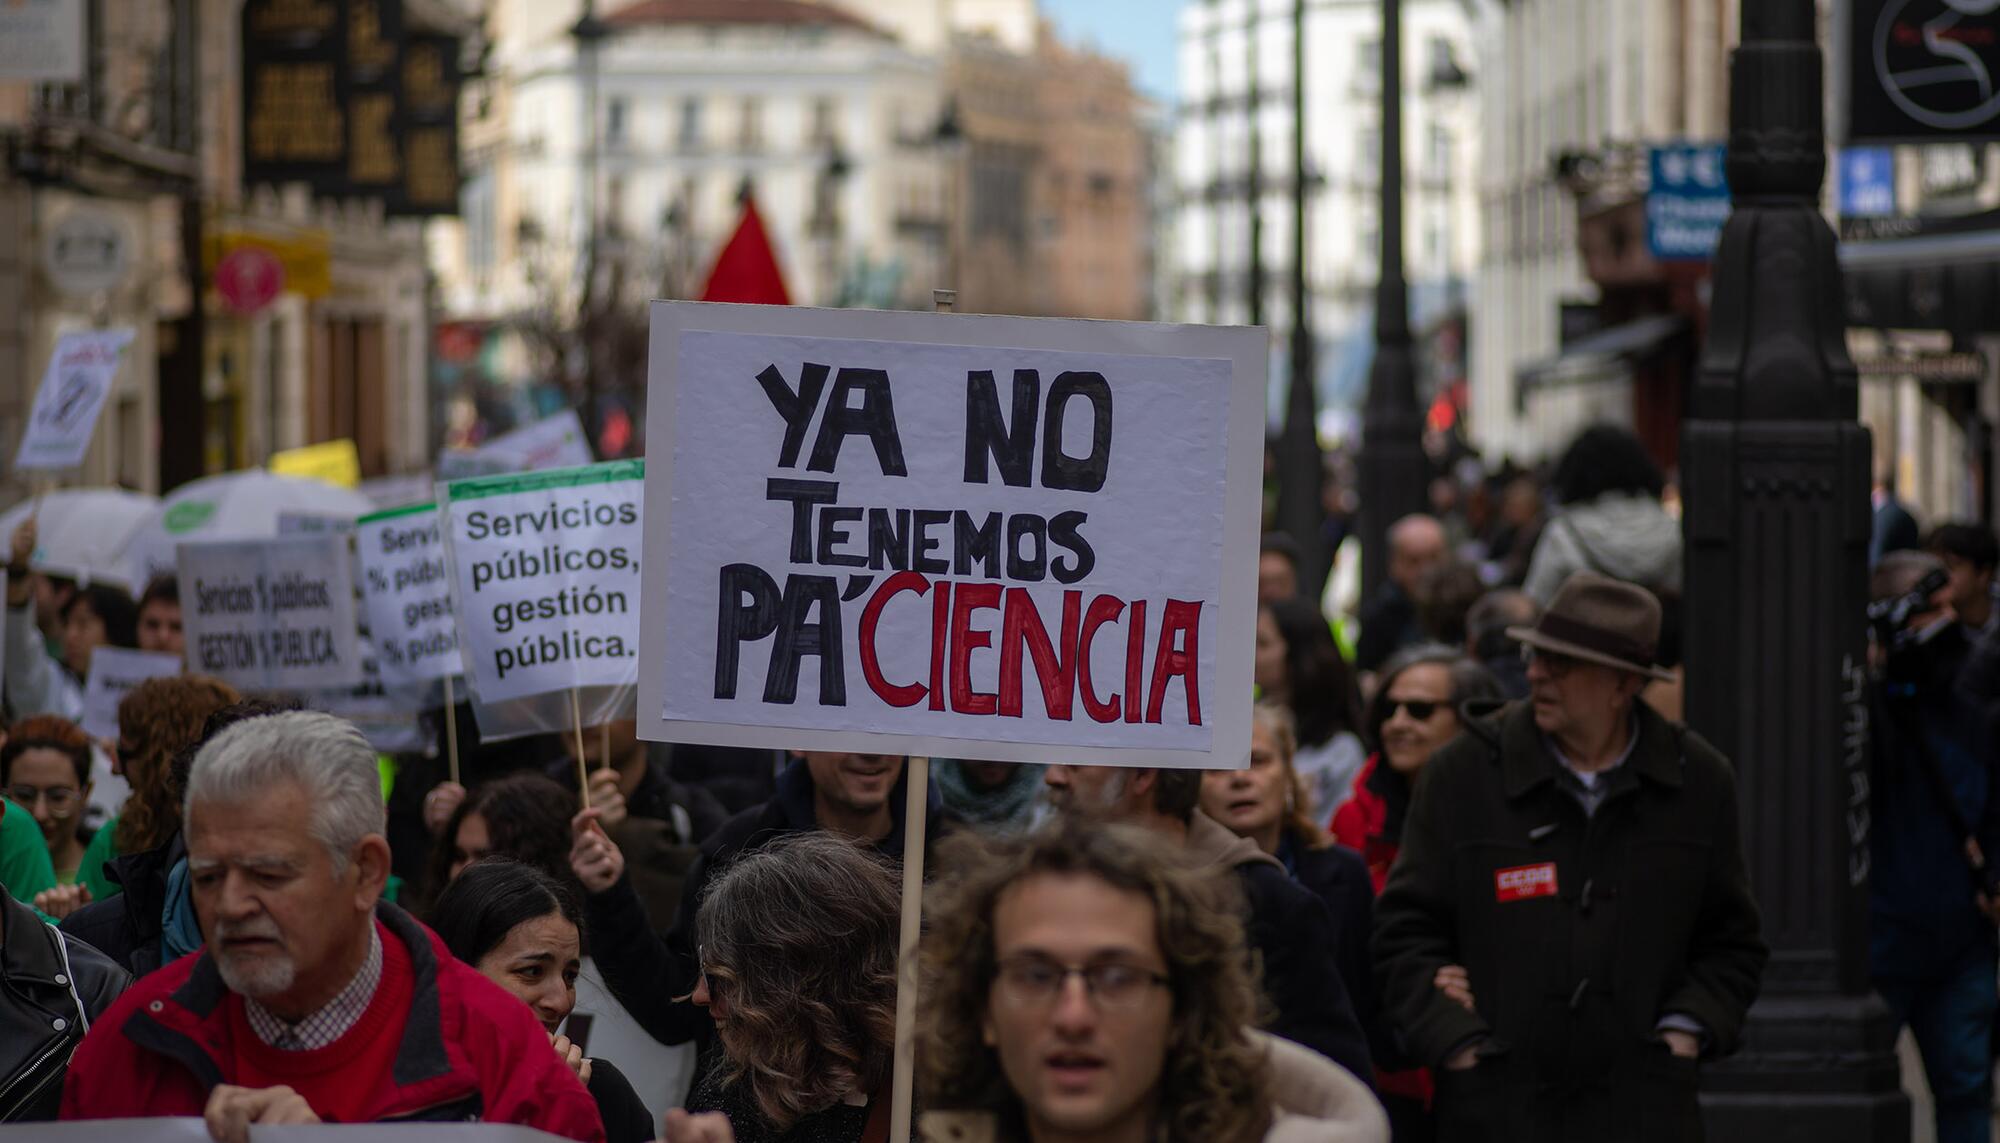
[915,819,1386,1143]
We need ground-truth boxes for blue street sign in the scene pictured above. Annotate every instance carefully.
[1838,147,1897,218]
[1646,143,1731,261]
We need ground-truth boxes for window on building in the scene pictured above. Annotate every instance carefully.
[739,97,764,152]
[678,98,703,151]
[463,168,494,274]
[1355,37,1381,92]
[1426,36,1455,87]
[811,97,838,146]
[1357,126,1380,184]
[606,97,627,149]
[1427,124,1451,180]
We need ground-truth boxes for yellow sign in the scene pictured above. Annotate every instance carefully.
[270,439,361,488]
[205,228,333,300]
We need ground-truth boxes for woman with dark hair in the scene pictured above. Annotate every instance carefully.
[1524,424,1681,605]
[432,859,654,1143]
[1332,644,1504,891]
[426,772,579,901]
[1,716,94,889]
[1330,643,1502,1141]
[1254,596,1366,819]
[60,585,138,681]
[685,832,900,1142]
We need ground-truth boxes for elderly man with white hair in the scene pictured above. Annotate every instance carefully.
[59,711,605,1143]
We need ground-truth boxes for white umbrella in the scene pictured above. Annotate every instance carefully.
[0,488,159,591]
[120,471,376,583]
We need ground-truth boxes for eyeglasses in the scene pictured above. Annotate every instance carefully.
[6,785,79,818]
[993,956,1170,1011]
[1520,645,1581,679]
[1384,699,1442,721]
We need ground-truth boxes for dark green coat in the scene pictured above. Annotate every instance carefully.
[1372,700,1766,1143]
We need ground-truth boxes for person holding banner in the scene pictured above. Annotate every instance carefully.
[684,832,900,1143]
[1043,764,1374,1082]
[432,859,657,1143]
[917,819,1388,1143]
[424,773,581,905]
[577,752,952,1054]
[136,577,185,657]
[60,711,607,1142]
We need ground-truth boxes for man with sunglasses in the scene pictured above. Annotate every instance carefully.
[1374,571,1766,1143]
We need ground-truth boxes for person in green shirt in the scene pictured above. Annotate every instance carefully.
[0,716,95,888]
[0,797,57,905]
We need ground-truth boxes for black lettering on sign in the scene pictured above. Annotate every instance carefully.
[1041,371,1113,492]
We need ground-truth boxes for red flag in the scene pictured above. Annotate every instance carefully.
[699,195,791,305]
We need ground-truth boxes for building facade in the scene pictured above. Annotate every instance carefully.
[0,0,442,507]
[1172,0,1481,430]
[1469,0,1736,466]
[433,0,953,323]
[948,22,1154,320]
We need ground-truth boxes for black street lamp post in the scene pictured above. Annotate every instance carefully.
[1683,2,1908,1137]
[1353,0,1427,600]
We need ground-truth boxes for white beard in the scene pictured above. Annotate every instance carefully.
[215,946,297,998]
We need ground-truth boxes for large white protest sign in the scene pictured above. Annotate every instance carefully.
[81,647,183,739]
[357,503,461,688]
[14,329,133,471]
[442,461,644,706]
[179,535,363,691]
[638,304,1263,769]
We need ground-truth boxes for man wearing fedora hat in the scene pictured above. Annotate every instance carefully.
[1373,571,1766,1143]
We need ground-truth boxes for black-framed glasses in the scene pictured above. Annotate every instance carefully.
[1384,699,1442,721]
[6,785,79,818]
[993,956,1170,1011]
[1520,645,1580,678]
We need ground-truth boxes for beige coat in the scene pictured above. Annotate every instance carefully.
[918,1028,1389,1143]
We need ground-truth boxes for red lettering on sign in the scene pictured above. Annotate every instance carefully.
[1493,862,1559,903]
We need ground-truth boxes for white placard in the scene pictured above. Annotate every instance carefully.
[638,303,1264,769]
[441,461,643,705]
[81,648,183,739]
[357,503,461,687]
[178,536,363,692]
[476,409,595,472]
[0,0,85,82]
[14,329,132,472]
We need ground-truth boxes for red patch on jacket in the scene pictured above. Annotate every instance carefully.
[1494,862,1558,903]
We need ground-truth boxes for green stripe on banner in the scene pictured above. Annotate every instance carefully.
[358,502,437,524]
[445,458,645,501]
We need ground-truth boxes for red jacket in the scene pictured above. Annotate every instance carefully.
[1329,754,1401,894]
[60,903,604,1143]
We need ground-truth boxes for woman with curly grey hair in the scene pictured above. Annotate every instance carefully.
[684,831,900,1142]
[916,818,1387,1143]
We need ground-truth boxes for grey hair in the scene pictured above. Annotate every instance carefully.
[697,832,900,1130]
[183,711,386,870]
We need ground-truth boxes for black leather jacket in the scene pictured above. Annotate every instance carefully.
[0,892,128,1121]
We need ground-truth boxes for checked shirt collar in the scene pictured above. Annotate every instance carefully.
[243,926,383,1051]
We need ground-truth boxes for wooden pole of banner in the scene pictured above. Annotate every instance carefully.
[568,688,590,810]
[442,674,461,787]
[887,753,929,1143]
[888,286,957,1143]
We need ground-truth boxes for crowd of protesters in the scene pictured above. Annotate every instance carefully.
[0,423,1995,1142]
